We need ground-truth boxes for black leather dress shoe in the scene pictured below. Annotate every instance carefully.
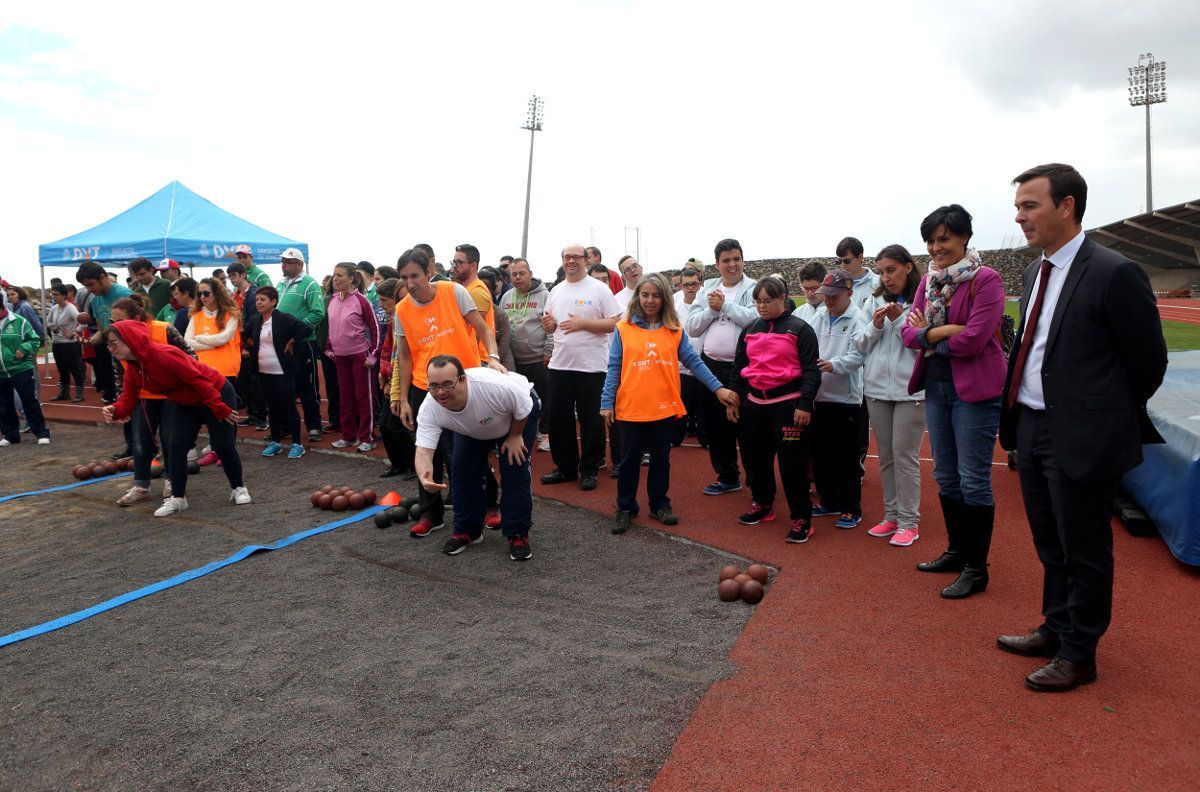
[997,629,1060,658]
[1025,657,1097,692]
[579,475,598,491]
[379,466,405,478]
[540,469,577,485]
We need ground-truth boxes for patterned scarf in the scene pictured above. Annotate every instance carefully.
[925,248,982,328]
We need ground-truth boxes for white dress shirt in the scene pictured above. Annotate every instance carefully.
[1016,229,1086,410]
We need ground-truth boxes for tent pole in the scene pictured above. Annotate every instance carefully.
[38,267,46,395]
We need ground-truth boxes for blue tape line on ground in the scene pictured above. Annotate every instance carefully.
[0,472,133,503]
[0,504,387,648]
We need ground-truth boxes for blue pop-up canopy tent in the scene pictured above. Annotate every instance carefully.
[38,181,308,269]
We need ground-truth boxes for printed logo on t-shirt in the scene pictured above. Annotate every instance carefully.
[644,341,658,358]
[573,298,593,307]
[426,315,439,334]
[479,416,494,426]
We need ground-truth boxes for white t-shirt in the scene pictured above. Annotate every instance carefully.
[257,316,284,375]
[793,301,825,327]
[674,291,702,376]
[544,277,622,373]
[614,287,635,314]
[415,368,534,447]
[701,278,749,362]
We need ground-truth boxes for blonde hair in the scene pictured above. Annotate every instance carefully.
[624,272,680,331]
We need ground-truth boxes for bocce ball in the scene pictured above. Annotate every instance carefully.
[718,579,741,602]
[747,564,769,585]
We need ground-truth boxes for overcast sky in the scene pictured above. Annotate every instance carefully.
[2,0,1197,287]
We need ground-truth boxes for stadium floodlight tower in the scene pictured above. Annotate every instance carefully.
[519,94,545,259]
[1128,53,1167,213]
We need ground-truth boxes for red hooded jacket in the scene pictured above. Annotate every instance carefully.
[111,319,233,421]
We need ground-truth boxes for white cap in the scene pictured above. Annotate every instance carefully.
[280,248,305,264]
[233,244,253,256]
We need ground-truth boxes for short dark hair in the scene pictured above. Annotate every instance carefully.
[212,268,226,278]
[127,257,154,274]
[398,248,432,275]
[376,265,399,281]
[919,204,974,243]
[587,263,609,276]
[172,277,197,298]
[51,283,70,297]
[679,267,702,282]
[75,262,106,283]
[873,244,923,302]
[510,258,530,271]
[376,278,400,299]
[413,243,435,261]
[227,262,247,276]
[1012,162,1088,224]
[751,276,789,301]
[835,237,864,258]
[256,285,279,302]
[427,354,465,378]
[50,277,63,286]
[585,246,602,261]
[356,261,375,276]
[454,244,480,264]
[477,267,501,292]
[714,238,743,261]
[499,256,514,264]
[798,261,827,283]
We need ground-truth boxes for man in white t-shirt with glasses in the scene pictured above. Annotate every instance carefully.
[684,239,757,495]
[539,243,622,492]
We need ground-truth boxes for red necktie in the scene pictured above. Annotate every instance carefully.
[1006,259,1053,409]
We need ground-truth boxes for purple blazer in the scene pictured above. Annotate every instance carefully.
[901,267,1007,403]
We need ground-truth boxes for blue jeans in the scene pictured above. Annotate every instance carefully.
[923,378,1000,507]
[450,394,540,539]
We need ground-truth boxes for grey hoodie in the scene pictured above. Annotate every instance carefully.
[501,279,554,364]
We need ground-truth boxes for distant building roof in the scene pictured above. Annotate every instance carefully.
[1016,198,1200,270]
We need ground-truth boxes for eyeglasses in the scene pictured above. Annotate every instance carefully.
[802,285,820,293]
[753,297,784,306]
[561,254,585,262]
[427,378,462,393]
[837,257,856,266]
[621,264,642,275]
[198,291,213,297]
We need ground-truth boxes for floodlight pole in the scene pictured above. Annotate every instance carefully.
[1129,53,1167,212]
[520,95,545,260]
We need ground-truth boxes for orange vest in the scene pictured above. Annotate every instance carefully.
[190,309,241,377]
[467,277,495,360]
[125,319,171,399]
[395,282,482,390]
[615,321,685,422]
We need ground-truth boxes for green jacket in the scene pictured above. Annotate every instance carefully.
[276,274,325,339]
[136,277,173,316]
[248,264,272,288]
[156,303,178,324]
[0,313,39,378]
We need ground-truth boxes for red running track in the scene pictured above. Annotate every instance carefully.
[1158,298,1200,325]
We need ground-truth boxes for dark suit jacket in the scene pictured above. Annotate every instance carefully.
[998,237,1167,482]
[242,310,311,377]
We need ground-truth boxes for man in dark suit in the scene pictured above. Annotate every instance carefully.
[997,163,1168,692]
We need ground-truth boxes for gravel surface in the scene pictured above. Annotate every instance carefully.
[0,425,753,791]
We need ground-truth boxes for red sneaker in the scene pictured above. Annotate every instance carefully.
[409,517,444,538]
[484,508,501,530]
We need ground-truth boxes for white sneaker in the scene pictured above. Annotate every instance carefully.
[0,439,11,447]
[117,486,151,506]
[186,447,198,462]
[537,435,550,452]
[230,486,252,505]
[356,442,376,453]
[154,496,189,517]
[163,479,173,498]
[37,437,50,445]
[331,439,354,449]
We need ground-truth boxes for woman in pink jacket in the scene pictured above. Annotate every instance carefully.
[326,262,380,452]
[902,204,1006,600]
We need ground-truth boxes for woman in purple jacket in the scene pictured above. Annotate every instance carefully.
[326,262,380,453]
[902,205,1006,600]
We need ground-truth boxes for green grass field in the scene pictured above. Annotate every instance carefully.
[1002,300,1199,351]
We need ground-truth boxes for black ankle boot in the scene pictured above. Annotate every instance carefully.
[917,494,965,573]
[940,502,994,599]
[941,565,989,598]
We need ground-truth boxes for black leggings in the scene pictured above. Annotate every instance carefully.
[52,342,86,392]
[166,381,244,498]
[261,373,303,445]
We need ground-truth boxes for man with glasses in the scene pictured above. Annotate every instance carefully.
[794,261,828,325]
[415,355,538,561]
[835,237,876,480]
[540,243,622,491]
[275,248,327,442]
[390,248,506,539]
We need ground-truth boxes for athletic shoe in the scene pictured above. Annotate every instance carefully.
[287,443,305,459]
[323,424,341,434]
[262,441,284,457]
[579,475,598,491]
[254,423,268,432]
[236,416,254,427]
[613,509,633,535]
[810,503,838,517]
[307,429,323,442]
[442,532,482,555]
[537,435,550,452]
[356,442,376,453]
[509,536,532,561]
[739,503,776,525]
[0,439,11,447]
[641,452,650,466]
[649,508,679,526]
[410,517,444,538]
[867,519,899,537]
[21,424,32,434]
[196,450,219,466]
[154,496,189,517]
[331,439,354,449]
[230,486,252,505]
[186,447,199,462]
[117,486,151,506]
[786,519,813,544]
[37,438,49,445]
[889,527,920,547]
[484,508,501,530]
[703,481,742,496]
[835,512,862,529]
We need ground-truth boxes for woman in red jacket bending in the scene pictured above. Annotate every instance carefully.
[101,319,251,517]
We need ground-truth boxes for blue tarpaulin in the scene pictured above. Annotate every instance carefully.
[38,181,308,267]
